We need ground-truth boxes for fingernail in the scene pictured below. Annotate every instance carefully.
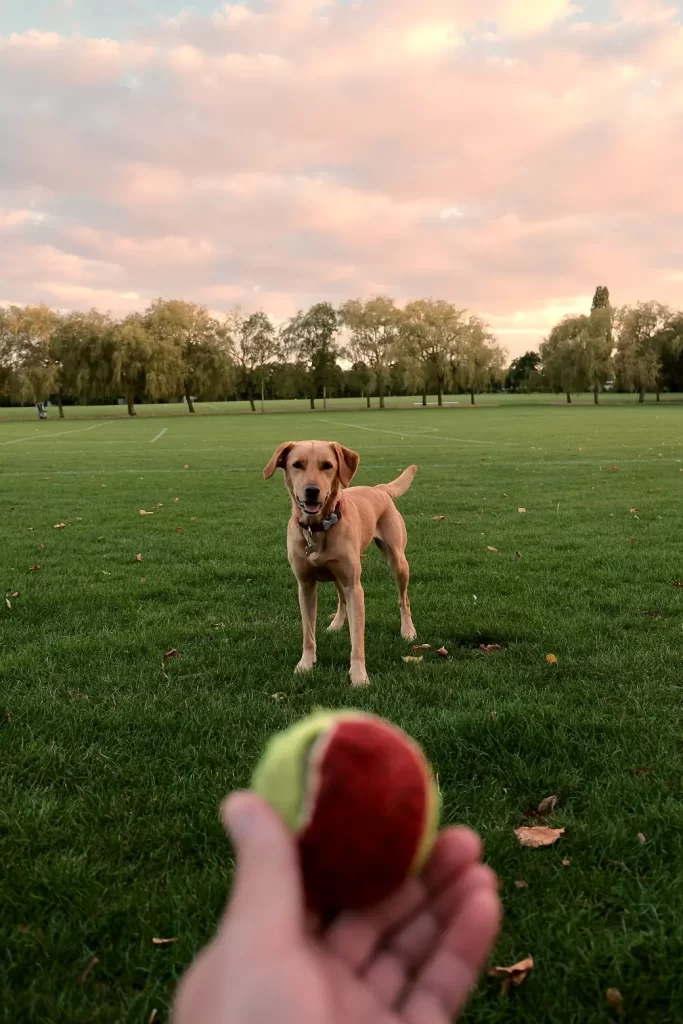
[222,792,256,839]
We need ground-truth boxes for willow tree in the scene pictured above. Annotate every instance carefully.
[401,299,465,406]
[104,314,182,416]
[1,304,63,412]
[280,302,340,410]
[540,316,586,403]
[614,301,673,403]
[339,296,401,409]
[455,316,506,405]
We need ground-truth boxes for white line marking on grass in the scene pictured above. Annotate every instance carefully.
[319,418,520,447]
[151,428,168,443]
[0,422,107,446]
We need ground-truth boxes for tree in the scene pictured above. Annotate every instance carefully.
[505,351,541,393]
[540,317,586,403]
[345,361,376,408]
[51,309,113,407]
[143,299,232,413]
[455,316,506,404]
[103,314,181,416]
[614,301,673,403]
[401,299,465,406]
[227,308,279,412]
[578,306,613,405]
[280,302,340,410]
[1,304,64,413]
[339,296,400,409]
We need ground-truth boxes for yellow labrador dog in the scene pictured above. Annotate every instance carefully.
[263,439,417,686]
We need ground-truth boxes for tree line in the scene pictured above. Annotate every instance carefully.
[0,297,506,415]
[507,287,683,403]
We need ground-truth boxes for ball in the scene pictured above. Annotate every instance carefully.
[251,710,440,911]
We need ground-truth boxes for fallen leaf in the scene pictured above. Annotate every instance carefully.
[40,543,46,550]
[518,507,527,513]
[628,536,639,543]
[270,692,286,701]
[515,880,528,889]
[515,826,565,848]
[644,610,662,618]
[537,794,559,816]
[152,937,178,945]
[487,545,498,552]
[490,711,497,721]
[153,503,164,509]
[140,577,147,583]
[436,646,449,657]
[53,523,66,529]
[5,598,11,609]
[629,508,639,514]
[76,517,82,521]
[183,464,189,469]
[411,644,432,651]
[606,988,624,1013]
[78,956,99,985]
[174,497,180,503]
[561,858,572,867]
[673,581,683,588]
[480,643,503,653]
[489,956,534,991]
[101,570,111,575]
[139,509,154,516]
[175,527,184,534]
[10,591,19,598]
[191,516,197,521]
[136,553,143,562]
[163,648,180,661]
[431,515,446,521]
[29,564,40,571]
[515,550,522,559]
[637,832,646,845]
[402,655,423,663]
[70,690,89,700]
[546,653,558,665]
[635,767,649,775]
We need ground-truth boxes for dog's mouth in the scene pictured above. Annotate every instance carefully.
[299,498,324,516]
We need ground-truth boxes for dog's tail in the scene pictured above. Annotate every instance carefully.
[377,464,418,499]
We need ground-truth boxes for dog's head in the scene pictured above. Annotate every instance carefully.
[263,439,360,516]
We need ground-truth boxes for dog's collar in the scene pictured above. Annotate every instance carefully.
[297,501,342,534]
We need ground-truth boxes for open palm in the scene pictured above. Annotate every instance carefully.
[173,793,500,1024]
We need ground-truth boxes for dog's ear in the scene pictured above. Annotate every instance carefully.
[263,442,295,479]
[332,443,360,487]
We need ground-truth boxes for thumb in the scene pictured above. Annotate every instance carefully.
[221,791,304,940]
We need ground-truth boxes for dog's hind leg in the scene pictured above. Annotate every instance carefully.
[328,581,347,632]
[375,510,416,640]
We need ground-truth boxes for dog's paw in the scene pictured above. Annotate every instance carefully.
[327,617,346,632]
[349,667,370,687]
[294,657,316,674]
[401,624,417,641]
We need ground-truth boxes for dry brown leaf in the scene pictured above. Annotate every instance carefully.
[436,646,449,657]
[5,598,11,610]
[101,570,111,575]
[635,767,649,775]
[515,550,522,559]
[487,545,498,552]
[270,692,286,702]
[163,648,180,661]
[139,509,154,516]
[183,464,189,469]
[480,643,503,653]
[673,580,683,588]
[140,577,147,583]
[546,653,558,665]
[30,564,40,571]
[78,956,99,985]
[431,515,446,521]
[515,880,528,889]
[489,956,534,990]
[411,643,432,650]
[606,988,624,1012]
[173,497,180,503]
[40,543,46,550]
[561,858,572,867]
[152,937,178,945]
[175,527,184,534]
[53,523,66,529]
[136,553,143,562]
[518,507,527,513]
[10,591,19,598]
[402,655,423,663]
[537,794,559,816]
[629,508,639,514]
[153,503,164,509]
[628,536,639,543]
[515,826,565,848]
[490,711,497,721]
[191,516,197,521]
[637,832,646,845]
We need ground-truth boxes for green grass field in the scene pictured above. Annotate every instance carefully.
[2,401,683,1023]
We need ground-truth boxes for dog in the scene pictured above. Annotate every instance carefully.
[263,439,418,686]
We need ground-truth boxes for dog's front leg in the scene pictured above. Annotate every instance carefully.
[295,579,317,673]
[344,581,369,687]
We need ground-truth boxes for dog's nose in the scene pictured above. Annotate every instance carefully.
[304,484,320,502]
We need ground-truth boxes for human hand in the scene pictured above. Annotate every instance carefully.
[173,792,501,1024]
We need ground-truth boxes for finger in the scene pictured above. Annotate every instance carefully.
[221,791,304,942]
[401,866,502,1024]
[324,827,482,971]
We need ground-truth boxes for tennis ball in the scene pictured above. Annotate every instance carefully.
[252,710,440,911]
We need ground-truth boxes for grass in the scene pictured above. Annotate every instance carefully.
[2,401,683,1023]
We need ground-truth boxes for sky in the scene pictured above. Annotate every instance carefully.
[1,0,682,356]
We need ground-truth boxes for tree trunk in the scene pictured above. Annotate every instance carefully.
[56,394,65,419]
[184,383,195,414]
[470,389,475,406]
[593,384,599,405]
[127,390,136,416]
[638,387,645,404]
[422,383,427,407]
[365,393,371,408]
[378,377,385,410]
[249,394,256,413]
[309,395,315,410]
[261,378,265,414]
[566,391,572,404]
[656,390,661,403]
[323,384,327,412]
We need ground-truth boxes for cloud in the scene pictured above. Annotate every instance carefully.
[1,0,682,354]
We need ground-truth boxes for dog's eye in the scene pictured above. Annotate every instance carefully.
[292,460,304,470]
[321,461,333,471]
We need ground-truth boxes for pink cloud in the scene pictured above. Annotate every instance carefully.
[1,0,682,353]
